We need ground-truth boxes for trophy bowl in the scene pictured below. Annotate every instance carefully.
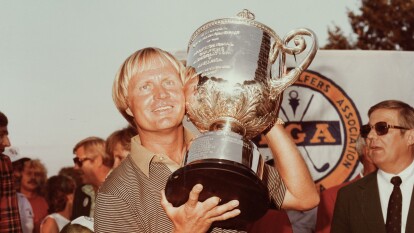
[165,9,317,228]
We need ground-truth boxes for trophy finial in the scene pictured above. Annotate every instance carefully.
[237,9,255,20]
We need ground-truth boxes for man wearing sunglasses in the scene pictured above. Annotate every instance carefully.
[331,100,414,233]
[71,137,113,220]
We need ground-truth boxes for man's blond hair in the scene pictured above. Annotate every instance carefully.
[112,47,186,127]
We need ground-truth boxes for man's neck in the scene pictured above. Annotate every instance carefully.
[59,202,73,220]
[93,167,111,192]
[381,156,414,175]
[139,126,186,164]
[21,189,37,199]
[362,163,378,177]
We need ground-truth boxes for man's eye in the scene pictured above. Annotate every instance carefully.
[164,80,176,86]
[139,84,151,91]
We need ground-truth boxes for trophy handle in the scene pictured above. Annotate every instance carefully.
[269,28,318,99]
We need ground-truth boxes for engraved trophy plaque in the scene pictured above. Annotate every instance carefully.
[165,9,317,228]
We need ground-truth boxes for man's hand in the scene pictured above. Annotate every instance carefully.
[161,184,240,233]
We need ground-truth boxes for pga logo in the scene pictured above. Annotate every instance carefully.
[255,70,362,191]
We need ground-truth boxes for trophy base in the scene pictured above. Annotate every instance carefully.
[165,159,270,229]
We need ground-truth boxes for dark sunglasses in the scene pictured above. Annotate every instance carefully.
[73,157,93,167]
[360,121,410,138]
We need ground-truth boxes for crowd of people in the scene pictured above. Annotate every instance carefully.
[1,47,413,233]
[1,115,135,233]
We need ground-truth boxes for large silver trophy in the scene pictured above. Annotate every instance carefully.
[165,9,317,228]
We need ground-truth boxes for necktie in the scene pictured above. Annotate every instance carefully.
[386,176,402,233]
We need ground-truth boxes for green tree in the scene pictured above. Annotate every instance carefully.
[323,0,414,50]
[324,26,354,50]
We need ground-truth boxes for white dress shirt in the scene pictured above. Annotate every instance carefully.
[377,160,414,232]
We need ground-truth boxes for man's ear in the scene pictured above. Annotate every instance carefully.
[96,155,104,167]
[407,129,414,146]
[126,108,133,116]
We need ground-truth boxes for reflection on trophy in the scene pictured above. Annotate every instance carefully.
[165,9,317,228]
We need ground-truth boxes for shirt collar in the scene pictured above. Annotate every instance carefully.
[130,127,194,177]
[378,159,414,184]
[81,184,95,196]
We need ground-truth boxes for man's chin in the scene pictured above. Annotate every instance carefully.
[156,118,183,129]
[371,154,385,164]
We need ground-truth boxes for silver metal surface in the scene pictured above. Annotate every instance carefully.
[185,131,264,177]
[168,11,319,223]
[185,9,318,140]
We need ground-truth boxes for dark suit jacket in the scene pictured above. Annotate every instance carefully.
[71,185,92,220]
[331,172,414,233]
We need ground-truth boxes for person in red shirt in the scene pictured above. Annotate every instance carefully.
[0,111,23,233]
[247,209,293,233]
[315,135,377,233]
[19,159,48,233]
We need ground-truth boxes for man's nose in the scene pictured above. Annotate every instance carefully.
[1,135,11,147]
[153,85,170,99]
[367,127,376,139]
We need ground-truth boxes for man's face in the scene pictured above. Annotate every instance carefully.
[366,108,413,173]
[127,60,185,133]
[112,142,129,168]
[0,126,11,153]
[12,160,27,190]
[74,146,99,186]
[20,162,42,193]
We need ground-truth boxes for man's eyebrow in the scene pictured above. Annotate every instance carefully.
[0,129,8,135]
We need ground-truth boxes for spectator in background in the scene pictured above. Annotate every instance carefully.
[6,147,34,233]
[315,135,377,233]
[58,166,83,189]
[331,100,414,233]
[71,137,112,220]
[247,209,293,233]
[60,216,94,233]
[0,110,23,233]
[19,159,48,233]
[106,125,137,168]
[40,175,76,233]
[7,147,31,191]
[247,159,293,233]
[286,208,317,233]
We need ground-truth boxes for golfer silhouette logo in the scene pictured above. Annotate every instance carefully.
[254,70,361,192]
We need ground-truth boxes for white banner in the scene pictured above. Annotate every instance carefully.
[268,50,414,191]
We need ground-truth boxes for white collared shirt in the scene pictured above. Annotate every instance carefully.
[377,160,414,232]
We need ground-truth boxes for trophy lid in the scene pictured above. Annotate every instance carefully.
[187,9,281,52]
